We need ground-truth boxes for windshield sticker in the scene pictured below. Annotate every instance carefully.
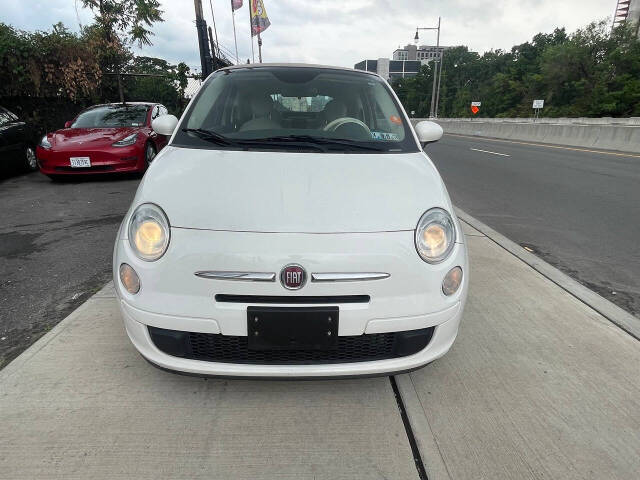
[131,123,140,126]
[371,131,400,141]
[390,115,403,125]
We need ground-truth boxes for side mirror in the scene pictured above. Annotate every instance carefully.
[64,121,72,128]
[415,120,443,147]
[152,114,179,136]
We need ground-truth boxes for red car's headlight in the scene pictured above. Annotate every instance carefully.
[112,133,138,147]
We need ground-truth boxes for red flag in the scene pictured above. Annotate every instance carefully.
[231,0,243,11]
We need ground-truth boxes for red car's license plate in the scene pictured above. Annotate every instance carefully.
[70,157,91,168]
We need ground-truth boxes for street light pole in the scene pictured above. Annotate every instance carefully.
[415,17,441,118]
[434,39,444,118]
[429,17,440,118]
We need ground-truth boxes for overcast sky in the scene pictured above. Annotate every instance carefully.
[4,0,614,72]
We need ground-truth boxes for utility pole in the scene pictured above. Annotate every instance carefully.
[415,17,441,118]
[257,32,263,63]
[193,0,213,78]
[208,26,218,69]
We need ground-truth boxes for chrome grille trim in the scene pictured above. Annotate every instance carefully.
[195,271,276,282]
[310,272,390,282]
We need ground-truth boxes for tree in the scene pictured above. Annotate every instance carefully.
[123,57,191,114]
[390,19,640,118]
[80,0,163,47]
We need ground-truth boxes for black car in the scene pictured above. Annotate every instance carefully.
[0,106,38,173]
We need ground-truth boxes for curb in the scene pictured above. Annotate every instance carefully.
[0,282,116,380]
[454,207,640,340]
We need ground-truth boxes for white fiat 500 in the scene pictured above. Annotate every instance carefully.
[114,64,468,378]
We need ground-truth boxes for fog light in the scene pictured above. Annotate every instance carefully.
[442,266,463,296]
[119,263,140,294]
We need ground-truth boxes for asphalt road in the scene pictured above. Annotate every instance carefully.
[426,134,640,317]
[0,171,139,367]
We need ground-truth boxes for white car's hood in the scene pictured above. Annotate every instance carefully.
[134,146,452,233]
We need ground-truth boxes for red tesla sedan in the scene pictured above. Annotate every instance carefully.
[36,102,169,179]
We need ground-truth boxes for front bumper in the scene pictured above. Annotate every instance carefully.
[114,227,468,377]
[120,300,463,377]
[36,144,144,174]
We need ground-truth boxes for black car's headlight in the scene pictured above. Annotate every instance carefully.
[415,208,456,264]
[128,203,170,261]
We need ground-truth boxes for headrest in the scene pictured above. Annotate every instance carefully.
[251,95,273,117]
[323,100,347,119]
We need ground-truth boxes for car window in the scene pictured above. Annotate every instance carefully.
[72,105,150,128]
[0,110,11,127]
[174,67,418,153]
[0,107,18,126]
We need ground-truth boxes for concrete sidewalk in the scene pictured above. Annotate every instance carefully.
[0,283,417,480]
[1,215,638,479]
[399,220,640,479]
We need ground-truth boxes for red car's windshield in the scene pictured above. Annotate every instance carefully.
[72,105,149,128]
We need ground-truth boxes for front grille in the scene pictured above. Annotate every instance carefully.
[214,294,370,304]
[148,326,434,365]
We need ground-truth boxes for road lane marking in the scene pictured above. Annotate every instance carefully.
[470,148,510,157]
[448,133,640,158]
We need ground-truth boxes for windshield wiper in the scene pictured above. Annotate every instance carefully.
[231,136,328,152]
[255,135,386,152]
[182,129,326,151]
[182,130,386,152]
[182,128,237,146]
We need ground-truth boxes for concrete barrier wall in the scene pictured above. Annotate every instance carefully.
[412,118,640,154]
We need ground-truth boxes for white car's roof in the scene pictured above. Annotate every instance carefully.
[219,63,382,79]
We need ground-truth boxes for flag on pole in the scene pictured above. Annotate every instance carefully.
[231,0,243,11]
[250,0,270,36]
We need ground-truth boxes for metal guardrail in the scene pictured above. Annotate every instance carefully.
[426,117,640,126]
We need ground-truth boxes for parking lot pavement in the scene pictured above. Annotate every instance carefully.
[0,171,139,368]
[1,213,639,479]
[400,218,640,480]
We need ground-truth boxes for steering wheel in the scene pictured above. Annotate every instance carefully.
[323,117,371,136]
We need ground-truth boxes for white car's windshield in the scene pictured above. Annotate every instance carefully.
[173,66,419,153]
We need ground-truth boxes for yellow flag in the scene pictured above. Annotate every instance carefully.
[250,0,270,36]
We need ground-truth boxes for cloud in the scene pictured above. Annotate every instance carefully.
[3,0,613,71]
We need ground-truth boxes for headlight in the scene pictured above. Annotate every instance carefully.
[112,133,138,147]
[128,203,170,261]
[40,135,51,149]
[415,208,456,263]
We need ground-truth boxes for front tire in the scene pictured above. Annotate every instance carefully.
[145,142,157,167]
[24,146,38,171]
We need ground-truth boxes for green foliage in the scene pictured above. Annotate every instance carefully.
[80,0,164,48]
[122,57,191,114]
[0,22,101,100]
[392,20,640,118]
[0,21,191,133]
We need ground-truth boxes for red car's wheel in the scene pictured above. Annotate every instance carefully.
[145,142,157,165]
